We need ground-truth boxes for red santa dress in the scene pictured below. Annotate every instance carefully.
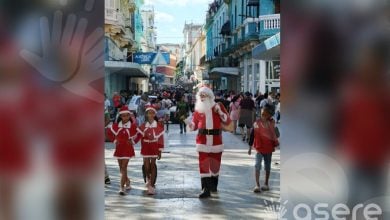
[134,120,164,158]
[108,120,137,159]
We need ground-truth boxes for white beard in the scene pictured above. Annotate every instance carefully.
[195,98,215,113]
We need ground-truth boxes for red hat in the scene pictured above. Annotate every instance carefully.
[197,85,214,99]
[145,105,157,113]
[118,106,131,115]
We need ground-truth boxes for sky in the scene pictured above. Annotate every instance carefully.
[144,0,210,45]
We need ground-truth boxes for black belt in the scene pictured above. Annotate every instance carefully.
[198,129,221,135]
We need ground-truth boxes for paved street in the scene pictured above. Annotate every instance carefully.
[105,124,280,220]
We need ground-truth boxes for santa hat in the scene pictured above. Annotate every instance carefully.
[197,84,215,100]
[145,105,157,113]
[118,106,131,115]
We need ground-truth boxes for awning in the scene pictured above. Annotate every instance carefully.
[252,32,280,60]
[210,67,239,76]
[219,20,231,36]
[105,61,148,78]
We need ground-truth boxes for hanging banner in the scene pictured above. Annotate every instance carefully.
[133,52,170,64]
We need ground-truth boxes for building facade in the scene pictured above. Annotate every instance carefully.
[104,0,149,96]
[181,23,204,90]
[205,0,280,94]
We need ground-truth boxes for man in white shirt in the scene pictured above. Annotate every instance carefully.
[104,93,111,111]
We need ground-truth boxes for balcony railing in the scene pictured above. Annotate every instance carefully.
[259,14,280,30]
[259,14,280,37]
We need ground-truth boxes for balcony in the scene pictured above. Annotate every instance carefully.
[259,14,280,38]
[105,8,125,29]
[243,17,260,41]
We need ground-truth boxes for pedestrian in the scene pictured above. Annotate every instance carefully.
[107,106,138,195]
[229,95,240,134]
[187,84,232,198]
[275,93,281,123]
[112,92,122,116]
[133,105,164,195]
[104,108,112,185]
[161,91,172,132]
[137,93,149,125]
[176,95,190,134]
[238,92,256,142]
[248,104,279,193]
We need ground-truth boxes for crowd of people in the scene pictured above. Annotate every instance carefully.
[104,86,281,197]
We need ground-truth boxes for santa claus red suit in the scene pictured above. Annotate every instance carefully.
[107,107,138,159]
[189,85,231,198]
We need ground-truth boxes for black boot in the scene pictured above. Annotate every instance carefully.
[210,176,219,193]
[199,177,211,198]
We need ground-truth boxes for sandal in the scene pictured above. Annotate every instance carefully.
[125,180,131,190]
[119,188,126,196]
[105,177,111,185]
[253,186,261,193]
[261,185,270,191]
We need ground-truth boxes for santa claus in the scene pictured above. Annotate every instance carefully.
[188,85,231,198]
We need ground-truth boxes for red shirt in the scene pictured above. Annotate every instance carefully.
[252,119,279,154]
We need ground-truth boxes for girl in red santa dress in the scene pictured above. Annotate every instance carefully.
[107,106,138,195]
[133,105,164,195]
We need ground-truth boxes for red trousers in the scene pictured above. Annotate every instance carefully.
[198,152,222,177]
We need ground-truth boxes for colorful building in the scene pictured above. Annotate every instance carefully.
[205,0,280,94]
[105,0,156,96]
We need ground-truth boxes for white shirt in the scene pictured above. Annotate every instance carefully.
[104,99,111,110]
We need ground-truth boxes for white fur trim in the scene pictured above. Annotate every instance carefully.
[143,139,158,143]
[141,155,158,158]
[154,131,164,139]
[200,173,212,177]
[145,120,157,128]
[158,148,164,151]
[198,86,214,98]
[205,109,213,146]
[119,110,131,115]
[211,172,219,176]
[114,156,134,159]
[196,144,224,153]
[145,107,157,113]
[136,128,145,136]
[110,126,118,136]
[118,121,131,128]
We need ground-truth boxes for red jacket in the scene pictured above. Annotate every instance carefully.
[190,103,231,153]
[134,120,164,150]
[252,119,279,154]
